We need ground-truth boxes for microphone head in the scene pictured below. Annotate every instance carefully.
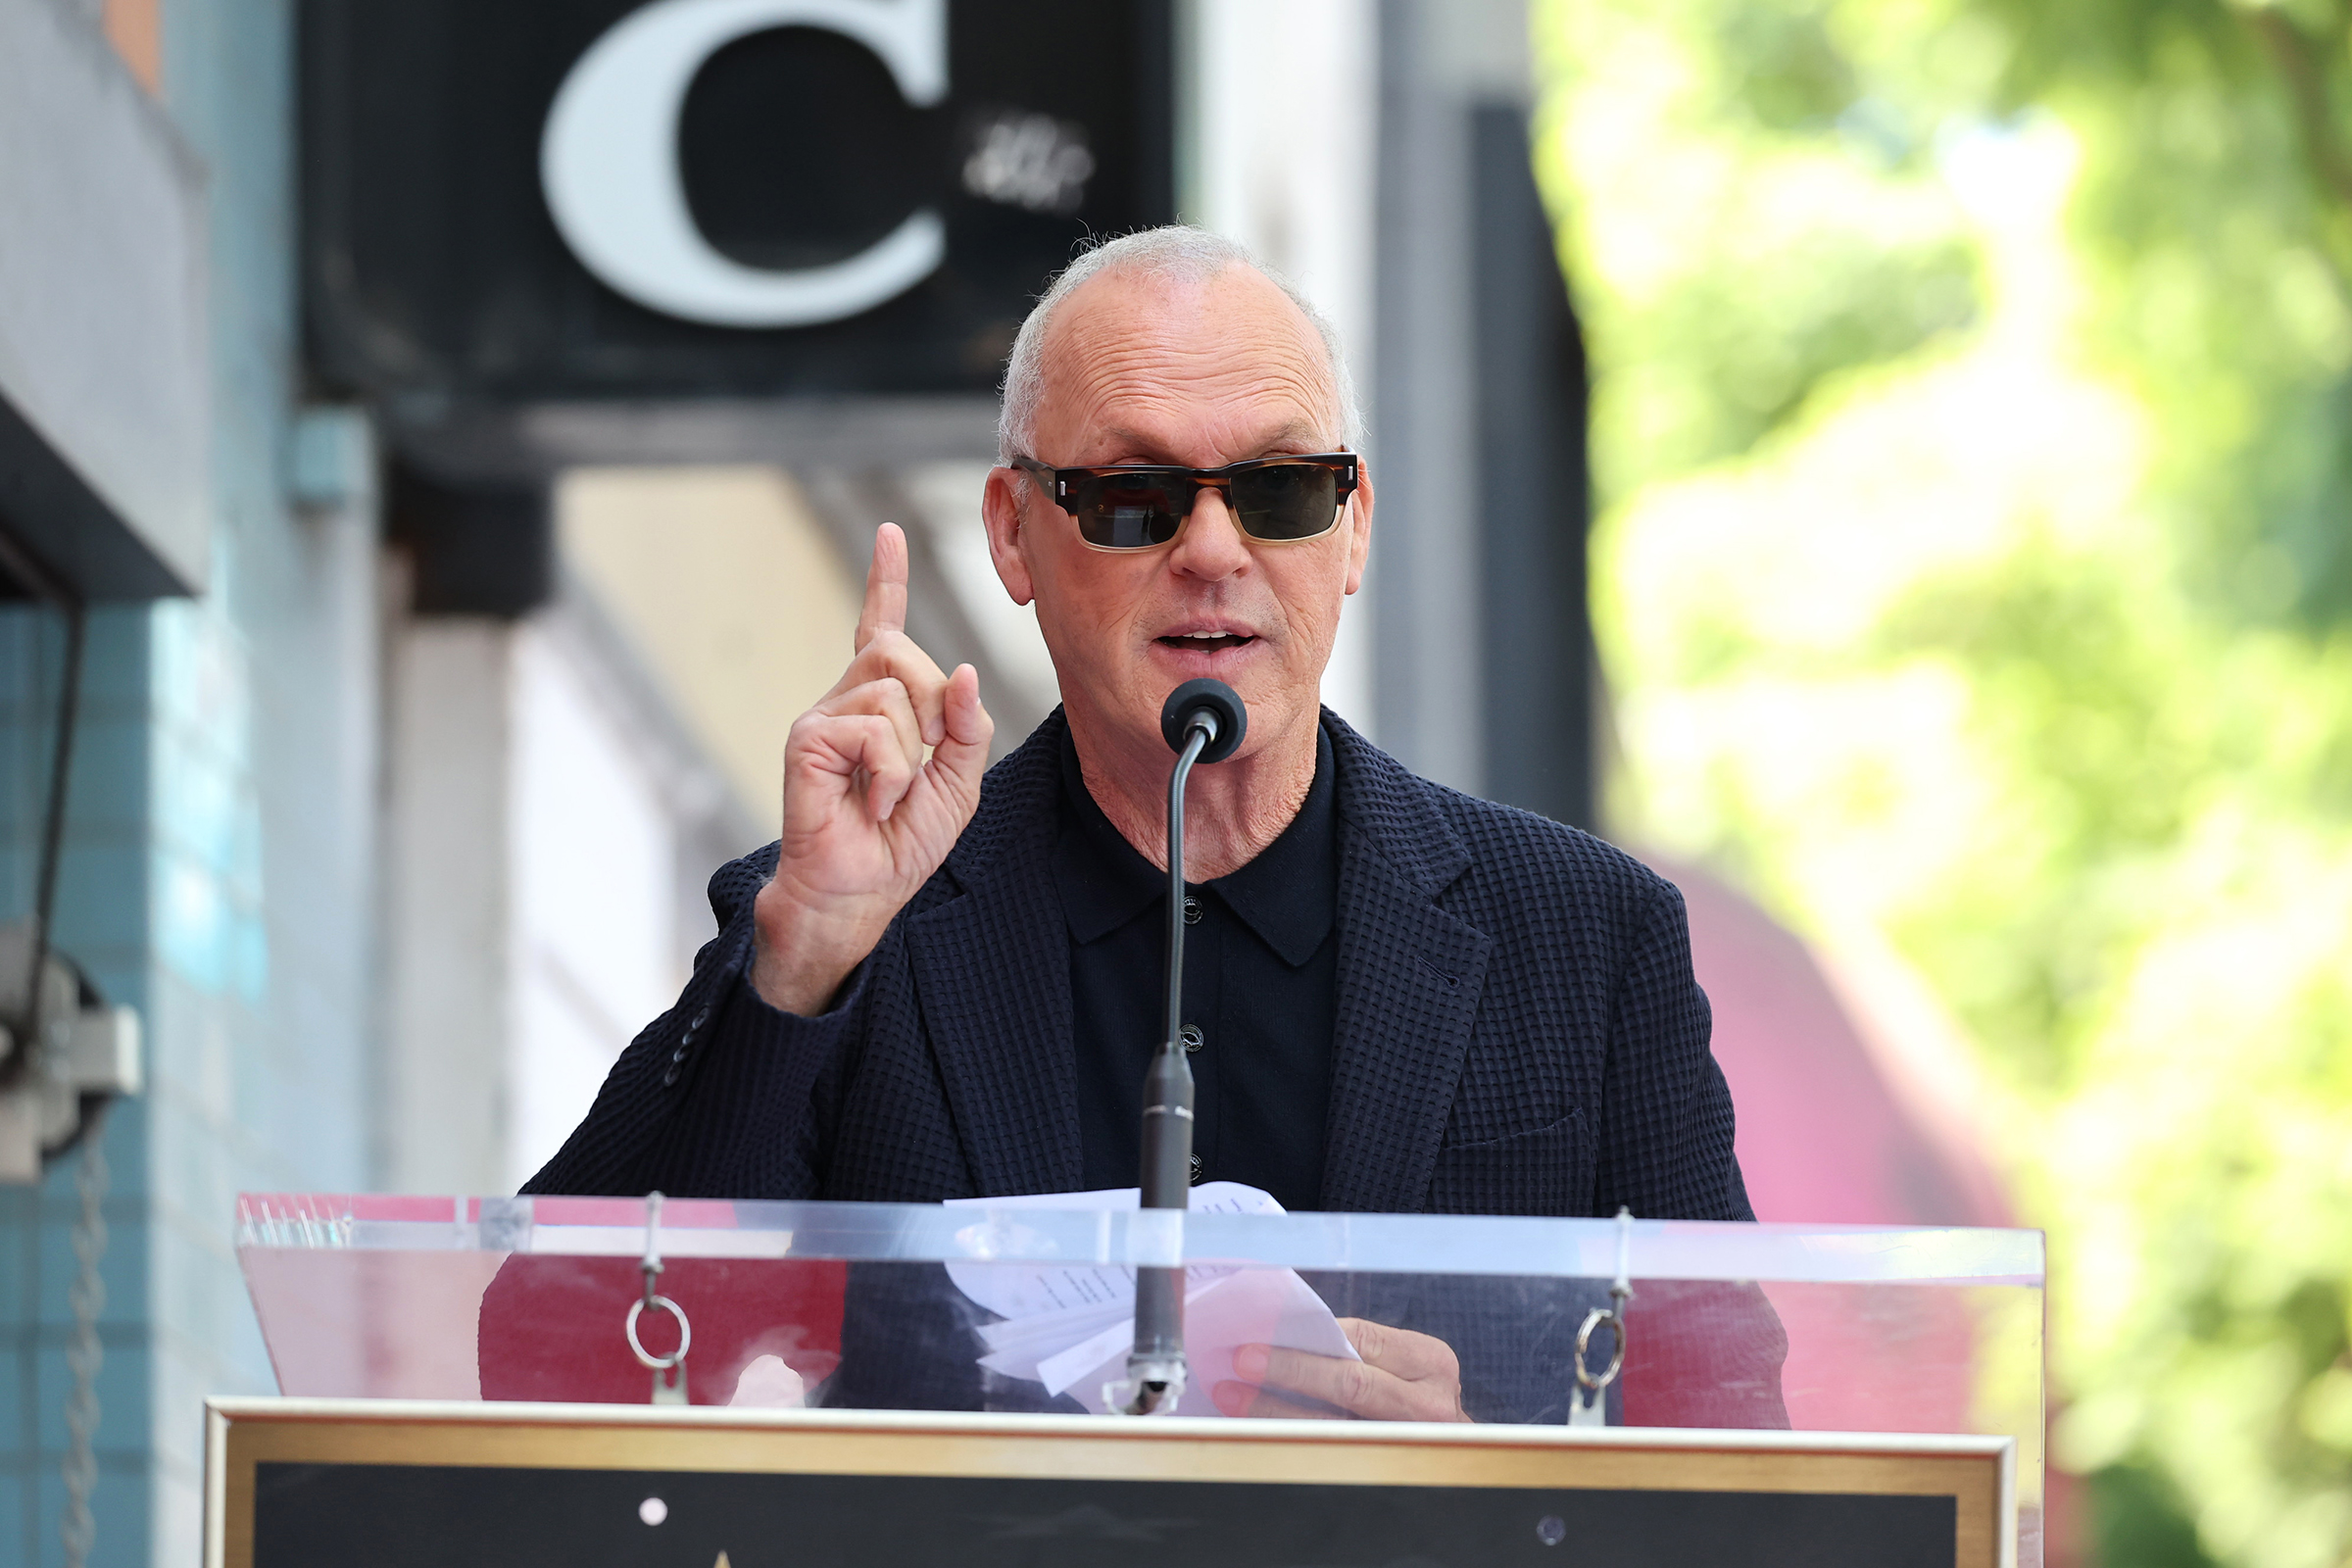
[1160,678,1248,764]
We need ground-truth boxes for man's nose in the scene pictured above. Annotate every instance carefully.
[1171,487,1251,579]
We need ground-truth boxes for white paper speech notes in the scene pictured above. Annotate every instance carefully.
[942,1182,1358,1416]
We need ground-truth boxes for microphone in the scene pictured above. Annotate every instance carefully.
[1159,677,1247,764]
[1118,679,1247,1415]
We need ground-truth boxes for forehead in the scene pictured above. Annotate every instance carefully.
[1032,265,1342,462]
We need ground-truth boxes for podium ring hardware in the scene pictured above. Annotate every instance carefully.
[626,1294,693,1371]
[1573,1306,1626,1392]
[1574,1204,1637,1394]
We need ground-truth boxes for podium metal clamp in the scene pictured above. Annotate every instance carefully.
[625,1191,691,1405]
[1571,1206,1636,1426]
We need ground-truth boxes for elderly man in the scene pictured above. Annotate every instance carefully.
[526,226,1763,1423]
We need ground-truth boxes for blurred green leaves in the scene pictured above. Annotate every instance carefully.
[1536,0,1984,495]
[1536,0,2352,1563]
[1984,0,2352,625]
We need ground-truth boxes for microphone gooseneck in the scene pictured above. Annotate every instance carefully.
[1119,679,1247,1416]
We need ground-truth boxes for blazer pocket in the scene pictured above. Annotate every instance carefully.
[1427,1108,1595,1217]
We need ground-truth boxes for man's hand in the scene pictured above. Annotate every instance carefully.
[750,523,994,1015]
[1211,1318,1470,1422]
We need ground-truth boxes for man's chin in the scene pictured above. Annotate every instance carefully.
[1131,642,1315,748]
[1070,645,1311,760]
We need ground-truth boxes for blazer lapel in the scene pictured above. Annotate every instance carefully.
[903,719,1085,1198]
[1318,718,1494,1212]
[905,710,1494,1208]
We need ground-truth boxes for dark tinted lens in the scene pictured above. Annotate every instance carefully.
[1074,471,1190,549]
[1230,463,1340,541]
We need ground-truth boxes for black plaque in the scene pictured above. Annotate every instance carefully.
[254,1462,1954,1568]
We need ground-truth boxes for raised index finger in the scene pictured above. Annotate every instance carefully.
[856,522,909,655]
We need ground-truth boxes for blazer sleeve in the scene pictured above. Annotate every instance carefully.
[520,849,870,1200]
[1591,876,1755,1223]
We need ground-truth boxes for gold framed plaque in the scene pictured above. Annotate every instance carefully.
[207,1398,2013,1568]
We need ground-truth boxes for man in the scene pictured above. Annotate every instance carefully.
[525,226,1765,1424]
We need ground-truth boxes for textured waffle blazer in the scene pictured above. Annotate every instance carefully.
[526,707,1755,1224]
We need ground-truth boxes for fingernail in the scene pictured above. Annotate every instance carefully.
[1211,1382,1250,1416]
[1232,1345,1268,1381]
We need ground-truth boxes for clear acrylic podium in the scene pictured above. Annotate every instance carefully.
[231,1195,2045,1565]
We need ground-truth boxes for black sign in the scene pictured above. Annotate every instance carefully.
[299,1,1175,407]
[255,1464,1958,1567]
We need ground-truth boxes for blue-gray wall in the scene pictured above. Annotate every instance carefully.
[2,1,379,1562]
[0,607,157,1567]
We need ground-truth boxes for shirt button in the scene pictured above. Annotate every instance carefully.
[1188,1154,1203,1184]
[662,1065,680,1087]
[1182,896,1201,926]
[1179,1023,1203,1054]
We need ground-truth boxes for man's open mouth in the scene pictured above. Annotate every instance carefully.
[1156,632,1255,652]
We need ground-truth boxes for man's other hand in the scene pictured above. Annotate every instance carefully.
[751,523,994,1015]
[1211,1318,1470,1422]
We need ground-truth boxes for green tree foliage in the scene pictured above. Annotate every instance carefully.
[1535,2,2352,1564]
[1977,0,2352,625]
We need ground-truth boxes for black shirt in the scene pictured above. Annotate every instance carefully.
[1054,724,1339,1212]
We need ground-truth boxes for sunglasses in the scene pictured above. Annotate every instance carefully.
[1012,452,1359,551]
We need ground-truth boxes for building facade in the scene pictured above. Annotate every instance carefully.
[0,3,1605,1563]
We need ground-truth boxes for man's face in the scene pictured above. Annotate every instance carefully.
[981,266,1373,768]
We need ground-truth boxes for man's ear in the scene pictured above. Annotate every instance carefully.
[1343,458,1374,597]
[981,466,1038,606]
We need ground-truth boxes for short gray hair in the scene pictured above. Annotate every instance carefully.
[996,225,1363,464]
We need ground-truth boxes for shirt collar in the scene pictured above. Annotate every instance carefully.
[1053,721,1338,967]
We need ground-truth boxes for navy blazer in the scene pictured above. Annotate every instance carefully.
[527,709,1753,1223]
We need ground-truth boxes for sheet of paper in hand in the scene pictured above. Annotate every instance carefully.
[943,1183,1359,1416]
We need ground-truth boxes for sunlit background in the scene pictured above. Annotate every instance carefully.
[1,0,2347,1564]
[1535,2,2352,1564]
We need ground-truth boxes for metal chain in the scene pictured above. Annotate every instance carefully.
[62,1104,109,1568]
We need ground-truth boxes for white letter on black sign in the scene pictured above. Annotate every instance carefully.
[542,0,947,328]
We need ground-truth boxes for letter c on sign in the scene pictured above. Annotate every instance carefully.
[541,0,947,328]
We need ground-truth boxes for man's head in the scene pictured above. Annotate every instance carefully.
[982,228,1373,776]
